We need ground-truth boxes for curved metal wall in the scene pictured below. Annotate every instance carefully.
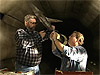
[0,0,99,74]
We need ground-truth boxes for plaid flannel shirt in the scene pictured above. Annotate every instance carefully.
[15,28,48,66]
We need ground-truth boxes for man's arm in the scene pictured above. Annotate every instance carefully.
[53,39,64,52]
[51,40,56,51]
[50,31,64,52]
[50,32,62,58]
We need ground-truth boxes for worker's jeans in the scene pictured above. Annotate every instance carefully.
[16,62,40,75]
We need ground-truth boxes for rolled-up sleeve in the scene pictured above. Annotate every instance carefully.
[52,49,62,58]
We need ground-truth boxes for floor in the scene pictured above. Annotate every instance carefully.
[0,57,99,75]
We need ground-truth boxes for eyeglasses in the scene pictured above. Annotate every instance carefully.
[29,21,37,24]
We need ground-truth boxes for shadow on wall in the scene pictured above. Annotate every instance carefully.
[0,57,16,71]
[0,20,17,70]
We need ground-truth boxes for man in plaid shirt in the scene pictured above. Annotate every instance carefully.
[15,14,51,75]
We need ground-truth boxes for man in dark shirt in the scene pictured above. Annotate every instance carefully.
[15,14,49,75]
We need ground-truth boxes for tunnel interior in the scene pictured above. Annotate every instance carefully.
[0,0,100,75]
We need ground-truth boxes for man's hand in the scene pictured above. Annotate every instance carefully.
[39,30,46,38]
[50,31,58,41]
[51,25,55,30]
[50,31,54,40]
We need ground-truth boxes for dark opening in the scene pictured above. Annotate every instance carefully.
[0,13,4,20]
